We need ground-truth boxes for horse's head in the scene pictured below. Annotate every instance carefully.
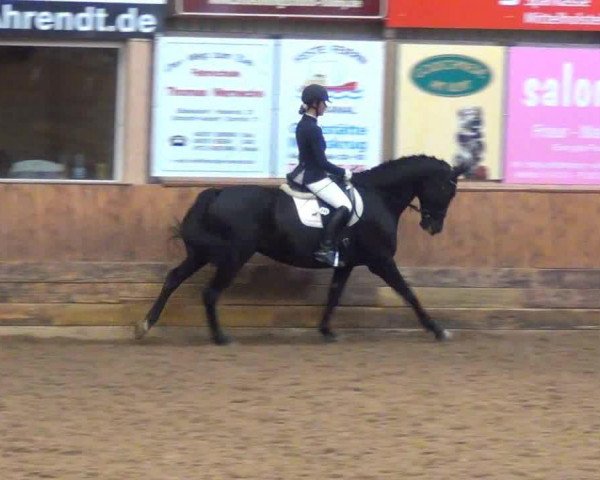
[416,164,466,235]
[351,155,467,234]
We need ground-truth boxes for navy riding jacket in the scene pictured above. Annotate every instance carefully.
[294,115,344,185]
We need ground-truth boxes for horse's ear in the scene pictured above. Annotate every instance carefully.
[452,164,469,179]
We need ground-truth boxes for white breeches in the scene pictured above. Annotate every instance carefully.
[306,178,352,211]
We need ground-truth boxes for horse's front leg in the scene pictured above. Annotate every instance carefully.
[319,266,354,342]
[368,258,450,341]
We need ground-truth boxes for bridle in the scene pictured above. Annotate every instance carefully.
[408,177,456,218]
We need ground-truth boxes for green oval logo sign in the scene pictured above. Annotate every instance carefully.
[411,55,492,97]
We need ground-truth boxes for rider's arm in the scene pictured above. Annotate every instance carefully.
[309,125,345,177]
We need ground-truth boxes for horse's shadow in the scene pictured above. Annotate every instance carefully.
[135,327,440,347]
[0,328,452,348]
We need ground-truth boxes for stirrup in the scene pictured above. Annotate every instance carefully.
[314,247,344,268]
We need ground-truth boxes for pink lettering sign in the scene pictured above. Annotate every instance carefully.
[504,47,600,184]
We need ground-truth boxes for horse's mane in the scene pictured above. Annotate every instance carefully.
[352,155,452,189]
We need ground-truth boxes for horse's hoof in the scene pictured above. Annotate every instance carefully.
[134,319,149,340]
[323,333,338,343]
[435,329,452,341]
[213,334,232,346]
[320,329,338,343]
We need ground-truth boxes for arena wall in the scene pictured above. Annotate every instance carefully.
[1,184,598,331]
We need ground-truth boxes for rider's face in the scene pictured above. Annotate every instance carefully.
[317,101,328,116]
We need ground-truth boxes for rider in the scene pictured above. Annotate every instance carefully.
[290,83,353,267]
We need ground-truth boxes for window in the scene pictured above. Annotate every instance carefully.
[0,44,120,181]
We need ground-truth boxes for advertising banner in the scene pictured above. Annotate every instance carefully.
[152,37,275,177]
[277,39,384,177]
[387,0,600,31]
[395,44,505,180]
[176,0,383,19]
[0,0,167,38]
[504,47,600,184]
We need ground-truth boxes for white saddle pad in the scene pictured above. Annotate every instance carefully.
[281,185,364,229]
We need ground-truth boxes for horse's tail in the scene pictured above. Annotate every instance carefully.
[169,219,184,241]
[171,188,220,240]
[174,188,225,250]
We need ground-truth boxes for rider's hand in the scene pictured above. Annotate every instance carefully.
[344,169,353,181]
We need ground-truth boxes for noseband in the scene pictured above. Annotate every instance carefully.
[408,203,447,219]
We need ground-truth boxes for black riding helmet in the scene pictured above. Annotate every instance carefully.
[301,84,329,106]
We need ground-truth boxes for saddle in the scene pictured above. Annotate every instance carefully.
[281,173,363,229]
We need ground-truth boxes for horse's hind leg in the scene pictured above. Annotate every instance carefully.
[367,257,450,341]
[319,266,353,342]
[203,247,253,346]
[135,252,205,339]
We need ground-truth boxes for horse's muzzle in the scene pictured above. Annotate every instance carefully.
[420,218,443,235]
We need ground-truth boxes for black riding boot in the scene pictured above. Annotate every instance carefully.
[314,206,350,267]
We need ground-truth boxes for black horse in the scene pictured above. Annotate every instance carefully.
[135,155,466,345]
